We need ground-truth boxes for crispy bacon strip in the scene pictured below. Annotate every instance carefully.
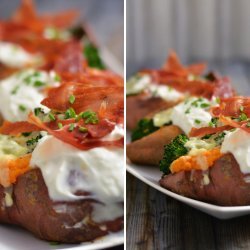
[211,96,250,118]
[0,121,40,135]
[189,125,232,137]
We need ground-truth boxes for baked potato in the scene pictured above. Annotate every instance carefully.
[126,93,178,130]
[0,169,123,243]
[160,153,250,206]
[127,125,182,165]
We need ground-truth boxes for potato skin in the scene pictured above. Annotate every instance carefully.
[0,169,123,243]
[160,153,250,206]
[127,125,182,166]
[126,93,178,130]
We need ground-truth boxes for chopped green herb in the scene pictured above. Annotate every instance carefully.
[239,113,248,121]
[69,94,75,104]
[215,97,220,104]
[246,121,250,128]
[214,132,226,145]
[68,123,75,132]
[64,107,76,119]
[11,86,19,95]
[34,107,42,116]
[185,108,190,114]
[24,76,32,85]
[240,106,244,112]
[82,110,99,124]
[79,126,88,133]
[33,71,41,77]
[26,135,42,146]
[209,117,219,127]
[195,119,201,124]
[19,105,26,112]
[34,80,45,87]
[48,113,56,121]
[200,103,210,108]
[58,122,63,129]
[54,74,61,82]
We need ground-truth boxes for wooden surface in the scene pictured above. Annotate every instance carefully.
[126,62,250,250]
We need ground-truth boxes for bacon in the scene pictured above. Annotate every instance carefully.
[162,50,206,77]
[211,96,250,118]
[189,125,232,137]
[42,83,124,123]
[0,121,40,135]
[11,0,78,33]
[27,114,123,150]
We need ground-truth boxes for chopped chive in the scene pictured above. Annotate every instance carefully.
[48,113,56,121]
[54,74,61,82]
[195,119,201,124]
[34,81,45,87]
[185,108,190,114]
[33,71,41,77]
[58,122,63,129]
[64,107,76,119]
[78,126,88,133]
[19,104,26,112]
[69,94,75,104]
[11,86,19,95]
[239,113,248,121]
[68,123,75,132]
[82,110,99,124]
[34,107,42,116]
[200,103,210,108]
[215,97,220,104]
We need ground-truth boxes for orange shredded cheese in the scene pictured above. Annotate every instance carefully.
[170,148,223,173]
[0,154,31,187]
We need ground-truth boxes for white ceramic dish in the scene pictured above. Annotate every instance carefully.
[0,225,123,250]
[127,163,250,219]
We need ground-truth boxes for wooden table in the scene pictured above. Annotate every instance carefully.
[126,62,250,250]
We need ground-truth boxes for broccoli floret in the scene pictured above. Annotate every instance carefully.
[131,118,159,141]
[159,134,189,174]
[84,42,105,70]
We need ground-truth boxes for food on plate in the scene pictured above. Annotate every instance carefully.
[127,52,234,166]
[0,0,104,123]
[0,0,124,244]
[160,96,250,206]
[126,51,234,130]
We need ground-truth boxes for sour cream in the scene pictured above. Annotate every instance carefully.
[0,69,60,121]
[30,134,124,223]
[171,97,212,135]
[221,128,250,174]
[126,74,183,102]
[0,42,42,68]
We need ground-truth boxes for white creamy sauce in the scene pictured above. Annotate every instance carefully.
[171,97,213,135]
[0,69,60,121]
[221,128,250,174]
[153,108,173,127]
[126,74,183,102]
[126,75,151,95]
[148,84,183,102]
[30,134,124,223]
[0,42,42,68]
[101,124,124,141]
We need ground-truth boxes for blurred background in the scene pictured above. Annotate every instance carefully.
[127,0,250,94]
[0,0,124,73]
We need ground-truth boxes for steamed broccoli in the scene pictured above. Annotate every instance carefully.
[159,134,189,174]
[131,118,159,141]
[84,42,105,70]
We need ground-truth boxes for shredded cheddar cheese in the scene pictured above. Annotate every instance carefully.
[170,148,223,173]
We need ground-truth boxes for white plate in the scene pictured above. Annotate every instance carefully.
[127,162,250,219]
[0,225,123,250]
